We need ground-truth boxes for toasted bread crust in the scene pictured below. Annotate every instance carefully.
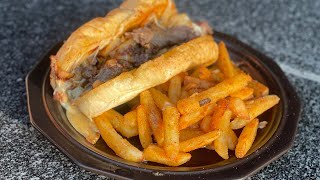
[51,0,172,80]
[75,36,218,118]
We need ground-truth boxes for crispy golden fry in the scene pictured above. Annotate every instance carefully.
[198,66,213,81]
[136,105,152,148]
[180,87,189,99]
[210,100,231,131]
[177,73,252,115]
[168,75,183,104]
[235,118,259,158]
[248,80,269,97]
[101,109,138,138]
[228,97,249,120]
[140,90,164,145]
[217,41,235,78]
[212,132,229,159]
[179,128,205,141]
[210,101,232,159]
[163,106,180,159]
[143,145,191,166]
[184,76,214,90]
[123,109,138,130]
[210,68,225,82]
[94,116,143,162]
[180,130,221,152]
[230,87,254,100]
[230,95,280,129]
[200,115,212,133]
[150,88,173,110]
[179,103,215,130]
[226,128,238,150]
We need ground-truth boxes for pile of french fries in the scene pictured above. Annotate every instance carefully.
[93,41,280,166]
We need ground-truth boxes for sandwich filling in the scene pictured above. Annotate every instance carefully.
[67,21,212,100]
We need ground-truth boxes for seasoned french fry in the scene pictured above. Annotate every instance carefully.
[210,100,231,131]
[217,41,235,78]
[140,90,164,145]
[210,102,232,160]
[180,130,221,152]
[226,128,238,150]
[163,106,180,159]
[200,115,212,133]
[180,87,189,99]
[212,133,229,159]
[248,80,269,97]
[230,95,280,129]
[94,115,143,162]
[235,119,259,158]
[150,88,173,110]
[184,76,214,90]
[198,66,213,81]
[177,73,252,115]
[136,105,152,148]
[228,97,249,120]
[179,128,205,141]
[179,103,215,130]
[230,87,254,100]
[101,109,138,138]
[210,68,225,82]
[123,109,138,130]
[168,75,183,104]
[143,145,191,166]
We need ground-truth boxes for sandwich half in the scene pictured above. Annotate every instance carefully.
[50,0,218,143]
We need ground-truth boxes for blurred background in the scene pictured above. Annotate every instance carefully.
[1,0,319,179]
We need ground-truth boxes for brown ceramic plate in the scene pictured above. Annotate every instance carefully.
[26,32,300,180]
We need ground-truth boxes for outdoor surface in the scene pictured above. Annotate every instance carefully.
[0,0,319,179]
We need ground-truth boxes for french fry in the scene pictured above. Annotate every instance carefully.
[210,102,232,160]
[123,109,138,130]
[180,130,221,152]
[198,66,213,81]
[179,129,204,141]
[230,87,254,100]
[210,68,225,82]
[235,118,259,158]
[228,97,249,120]
[248,80,269,97]
[180,87,189,99]
[210,100,231,131]
[230,95,280,129]
[94,115,143,162]
[226,128,238,150]
[101,109,138,138]
[150,88,173,110]
[168,75,183,104]
[212,133,229,159]
[136,105,152,148]
[143,145,191,166]
[184,76,214,90]
[177,73,252,115]
[179,103,215,130]
[200,115,212,133]
[140,90,164,145]
[163,106,180,159]
[217,41,236,78]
